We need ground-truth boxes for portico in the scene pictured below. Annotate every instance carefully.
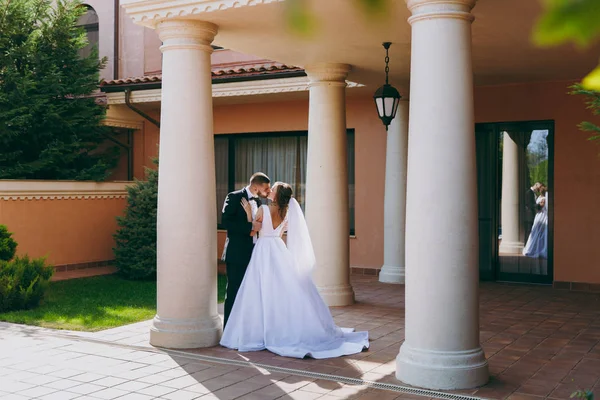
[118,0,600,391]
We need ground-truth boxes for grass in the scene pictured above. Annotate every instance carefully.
[0,274,227,332]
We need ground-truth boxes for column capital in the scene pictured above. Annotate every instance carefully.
[406,0,476,24]
[157,19,218,53]
[305,63,351,86]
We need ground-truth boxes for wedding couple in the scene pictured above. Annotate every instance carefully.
[523,182,548,259]
[219,173,369,359]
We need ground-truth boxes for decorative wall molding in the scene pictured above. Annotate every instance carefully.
[54,260,114,272]
[121,0,285,27]
[106,89,162,104]
[553,281,600,293]
[105,76,365,105]
[103,117,145,130]
[0,181,131,201]
[351,267,381,277]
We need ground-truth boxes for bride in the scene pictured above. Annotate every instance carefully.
[220,182,369,359]
[522,185,548,259]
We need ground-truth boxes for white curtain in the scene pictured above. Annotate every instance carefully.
[215,137,229,225]
[234,136,307,208]
[215,133,354,232]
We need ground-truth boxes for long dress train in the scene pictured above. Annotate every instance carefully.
[220,204,369,359]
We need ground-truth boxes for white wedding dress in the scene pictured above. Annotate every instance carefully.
[523,194,548,259]
[220,200,369,359]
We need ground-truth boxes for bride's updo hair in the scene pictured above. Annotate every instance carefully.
[273,182,293,220]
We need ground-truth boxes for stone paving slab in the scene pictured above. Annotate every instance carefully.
[0,322,420,400]
[1,277,599,400]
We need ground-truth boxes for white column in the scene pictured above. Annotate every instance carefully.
[397,0,489,390]
[305,63,354,307]
[379,101,409,284]
[499,133,522,254]
[150,19,221,349]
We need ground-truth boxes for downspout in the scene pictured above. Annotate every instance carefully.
[127,129,134,181]
[124,89,160,128]
[114,0,119,80]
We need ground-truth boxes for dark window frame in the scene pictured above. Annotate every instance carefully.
[475,119,554,285]
[77,5,99,58]
[215,130,356,236]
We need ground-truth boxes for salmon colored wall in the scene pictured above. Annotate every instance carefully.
[82,0,115,81]
[143,28,162,75]
[0,197,126,266]
[133,80,600,284]
[474,81,600,284]
[212,97,387,268]
[135,98,388,267]
[119,11,144,79]
[127,115,160,180]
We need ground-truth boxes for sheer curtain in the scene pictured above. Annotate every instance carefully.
[215,132,354,232]
[234,136,305,207]
[296,136,308,211]
[215,137,229,225]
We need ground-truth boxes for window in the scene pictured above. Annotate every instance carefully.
[77,5,99,58]
[215,131,356,234]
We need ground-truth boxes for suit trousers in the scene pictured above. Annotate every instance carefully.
[224,261,249,328]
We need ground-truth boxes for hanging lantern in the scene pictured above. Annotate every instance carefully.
[373,42,401,130]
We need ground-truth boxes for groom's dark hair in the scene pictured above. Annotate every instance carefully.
[250,172,270,186]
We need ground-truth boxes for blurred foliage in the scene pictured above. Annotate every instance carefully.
[570,83,600,146]
[532,0,600,90]
[284,0,600,90]
[284,0,389,36]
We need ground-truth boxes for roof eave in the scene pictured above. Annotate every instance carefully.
[100,69,307,93]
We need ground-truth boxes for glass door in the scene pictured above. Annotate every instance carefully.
[476,121,554,284]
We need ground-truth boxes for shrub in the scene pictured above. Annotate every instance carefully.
[571,390,594,400]
[0,0,120,180]
[0,256,54,312]
[0,225,18,262]
[113,160,158,280]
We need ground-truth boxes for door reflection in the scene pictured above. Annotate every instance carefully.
[498,129,549,278]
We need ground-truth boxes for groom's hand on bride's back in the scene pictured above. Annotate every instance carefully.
[252,221,262,232]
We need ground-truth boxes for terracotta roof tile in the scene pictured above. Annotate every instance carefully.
[101,63,303,87]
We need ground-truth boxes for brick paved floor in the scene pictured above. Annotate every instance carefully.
[1,277,599,399]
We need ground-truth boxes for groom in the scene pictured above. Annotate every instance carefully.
[221,172,271,327]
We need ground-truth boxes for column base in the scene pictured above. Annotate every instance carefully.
[396,342,489,390]
[499,241,524,255]
[318,284,355,306]
[150,314,222,349]
[379,265,405,284]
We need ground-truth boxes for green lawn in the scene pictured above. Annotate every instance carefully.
[0,274,227,332]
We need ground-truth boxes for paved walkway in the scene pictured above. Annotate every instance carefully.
[0,322,423,400]
[0,277,599,400]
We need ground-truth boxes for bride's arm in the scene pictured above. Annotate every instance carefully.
[241,199,262,235]
[251,207,264,237]
[255,207,264,223]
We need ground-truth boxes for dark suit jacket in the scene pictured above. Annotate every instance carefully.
[222,189,254,265]
[524,188,537,223]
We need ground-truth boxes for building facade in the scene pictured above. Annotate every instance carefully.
[1,0,599,390]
